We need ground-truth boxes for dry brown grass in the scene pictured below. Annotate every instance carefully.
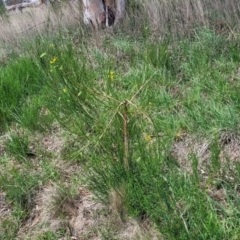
[108,186,126,218]
[171,132,240,174]
[0,191,11,219]
[18,184,163,239]
[125,0,240,38]
[0,2,82,45]
[1,0,239,47]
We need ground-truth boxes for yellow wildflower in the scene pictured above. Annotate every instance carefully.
[50,56,57,64]
[63,88,67,93]
[149,102,152,105]
[176,130,185,140]
[176,132,182,138]
[109,71,115,80]
[146,135,152,142]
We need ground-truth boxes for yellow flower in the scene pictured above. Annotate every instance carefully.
[109,71,115,80]
[50,56,57,64]
[62,88,67,93]
[176,132,181,138]
[176,131,185,140]
[148,102,152,105]
[146,135,152,142]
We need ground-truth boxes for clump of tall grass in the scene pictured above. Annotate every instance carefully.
[2,0,240,239]
[22,27,240,239]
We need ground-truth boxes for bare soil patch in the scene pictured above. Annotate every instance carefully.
[0,191,11,219]
[19,184,162,239]
[171,131,240,173]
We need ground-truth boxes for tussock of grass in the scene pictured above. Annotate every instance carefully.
[1,2,240,239]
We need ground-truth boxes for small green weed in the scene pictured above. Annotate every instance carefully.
[37,229,68,240]
[0,217,19,240]
[38,231,57,240]
[0,170,39,211]
[4,134,30,163]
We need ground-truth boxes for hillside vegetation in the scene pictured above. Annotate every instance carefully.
[1,1,240,239]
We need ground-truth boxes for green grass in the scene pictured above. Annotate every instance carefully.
[1,16,240,239]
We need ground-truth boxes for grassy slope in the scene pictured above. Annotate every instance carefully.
[1,2,240,240]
